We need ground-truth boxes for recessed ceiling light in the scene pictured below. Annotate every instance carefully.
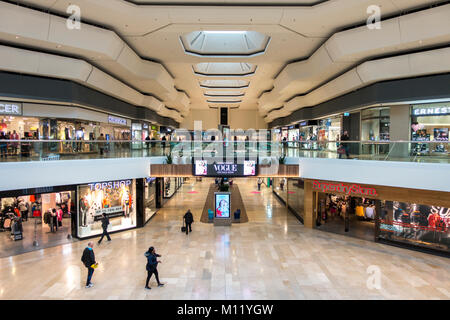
[15,36,19,39]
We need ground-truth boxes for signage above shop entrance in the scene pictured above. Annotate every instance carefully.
[108,115,127,125]
[412,105,450,116]
[0,102,22,115]
[312,180,378,197]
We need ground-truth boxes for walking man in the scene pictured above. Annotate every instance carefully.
[144,246,164,289]
[183,209,194,235]
[81,241,97,288]
[98,213,111,244]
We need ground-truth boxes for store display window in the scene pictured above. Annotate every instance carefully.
[379,201,449,253]
[1,189,75,246]
[411,104,449,155]
[272,177,287,203]
[77,179,136,238]
[287,179,305,221]
[144,177,157,223]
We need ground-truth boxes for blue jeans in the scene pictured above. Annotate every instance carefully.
[86,267,94,286]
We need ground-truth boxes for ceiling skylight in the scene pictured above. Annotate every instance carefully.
[193,62,256,76]
[199,80,249,88]
[181,30,270,56]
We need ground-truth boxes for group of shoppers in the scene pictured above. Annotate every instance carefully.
[82,209,193,289]
[0,130,33,158]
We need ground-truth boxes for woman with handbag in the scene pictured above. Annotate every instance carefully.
[144,246,164,289]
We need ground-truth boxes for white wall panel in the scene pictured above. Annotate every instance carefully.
[48,16,124,61]
[0,2,49,41]
[0,157,166,192]
[298,158,450,193]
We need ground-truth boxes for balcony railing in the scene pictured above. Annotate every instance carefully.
[0,139,448,163]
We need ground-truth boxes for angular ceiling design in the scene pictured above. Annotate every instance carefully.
[2,0,448,125]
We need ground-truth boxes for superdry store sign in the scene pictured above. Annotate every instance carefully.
[312,180,378,197]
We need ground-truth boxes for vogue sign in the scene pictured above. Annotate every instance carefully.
[312,180,378,197]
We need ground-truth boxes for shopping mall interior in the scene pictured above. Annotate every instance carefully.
[0,0,449,302]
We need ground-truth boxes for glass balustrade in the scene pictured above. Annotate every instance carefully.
[0,140,448,163]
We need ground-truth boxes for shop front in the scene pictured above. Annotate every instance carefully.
[361,107,390,155]
[0,185,77,257]
[411,103,449,156]
[272,177,305,223]
[143,177,158,224]
[287,125,299,148]
[305,179,450,254]
[298,120,319,149]
[77,179,137,239]
[163,177,184,200]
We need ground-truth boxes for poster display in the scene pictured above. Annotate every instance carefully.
[215,193,231,218]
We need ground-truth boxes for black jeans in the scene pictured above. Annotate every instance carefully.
[146,268,161,287]
[185,222,192,234]
[98,228,111,243]
[86,267,94,286]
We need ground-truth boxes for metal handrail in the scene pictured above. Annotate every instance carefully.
[0,139,447,143]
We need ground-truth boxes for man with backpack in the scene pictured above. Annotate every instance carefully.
[81,242,97,288]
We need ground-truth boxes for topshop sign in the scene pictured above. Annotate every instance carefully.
[0,102,22,115]
[88,180,132,191]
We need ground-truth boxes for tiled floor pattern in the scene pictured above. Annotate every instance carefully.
[0,178,449,300]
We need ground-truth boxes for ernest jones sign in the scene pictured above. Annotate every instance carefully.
[312,180,378,197]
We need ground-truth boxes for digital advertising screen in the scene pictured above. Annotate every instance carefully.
[193,160,257,177]
[195,160,208,175]
[215,193,231,219]
[243,160,256,176]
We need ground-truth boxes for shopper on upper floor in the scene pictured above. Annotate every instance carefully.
[339,130,351,159]
[97,133,106,156]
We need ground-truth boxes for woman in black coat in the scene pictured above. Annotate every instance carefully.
[144,246,164,289]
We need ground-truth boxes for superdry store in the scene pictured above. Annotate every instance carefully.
[305,179,450,255]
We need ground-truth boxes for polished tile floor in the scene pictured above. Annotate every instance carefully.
[0,178,449,300]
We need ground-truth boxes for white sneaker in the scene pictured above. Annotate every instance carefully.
[88,283,94,288]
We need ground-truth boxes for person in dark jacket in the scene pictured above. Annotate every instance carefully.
[144,246,164,289]
[339,130,350,159]
[183,209,194,235]
[81,241,97,288]
[98,213,111,244]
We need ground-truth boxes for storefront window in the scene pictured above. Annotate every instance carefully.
[272,177,287,203]
[411,103,449,155]
[287,179,305,220]
[361,107,390,141]
[379,201,449,253]
[77,179,136,238]
[144,177,157,223]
